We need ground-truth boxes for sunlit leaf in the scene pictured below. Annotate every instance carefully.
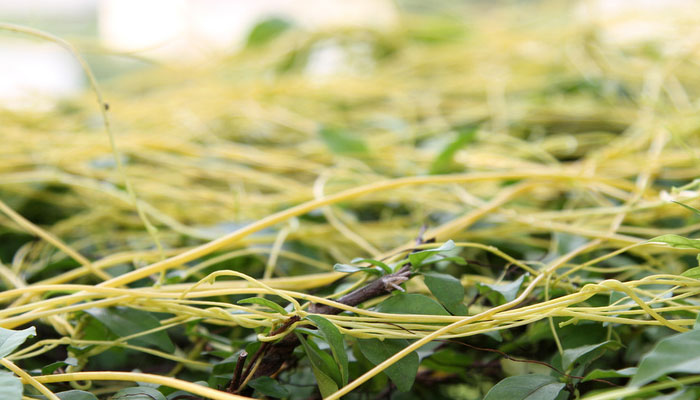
[0,326,36,358]
[319,126,368,155]
[648,234,700,250]
[0,371,22,400]
[583,367,636,382]
[334,263,383,276]
[408,240,457,267]
[350,258,393,274]
[476,274,526,305]
[630,329,700,387]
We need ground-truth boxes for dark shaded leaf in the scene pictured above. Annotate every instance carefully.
[357,338,419,392]
[41,357,78,375]
[297,333,339,397]
[85,307,174,353]
[306,315,348,385]
[483,374,566,400]
[249,376,290,398]
[562,341,620,371]
[423,272,468,315]
[377,293,449,316]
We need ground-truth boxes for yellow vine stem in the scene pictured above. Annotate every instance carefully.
[2,171,617,328]
[0,357,60,400]
[25,371,253,400]
[0,23,165,266]
[0,198,110,281]
[325,273,547,399]
[582,375,700,400]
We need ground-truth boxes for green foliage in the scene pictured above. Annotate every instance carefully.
[0,326,36,358]
[482,374,566,400]
[84,308,174,352]
[297,333,340,397]
[113,387,166,400]
[248,376,290,398]
[430,127,477,174]
[422,272,468,315]
[377,293,449,316]
[629,328,700,387]
[0,371,22,400]
[306,315,349,386]
[476,274,527,305]
[357,338,419,392]
[246,18,292,47]
[318,126,368,155]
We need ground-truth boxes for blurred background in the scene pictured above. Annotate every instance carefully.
[2,0,699,109]
[2,0,700,262]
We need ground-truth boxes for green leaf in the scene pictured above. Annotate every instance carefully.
[583,367,636,382]
[41,357,78,375]
[113,387,166,400]
[681,266,700,279]
[476,274,527,305]
[422,272,468,315]
[246,18,292,47]
[630,329,700,387]
[561,341,620,371]
[0,326,36,358]
[306,315,349,385]
[42,391,98,400]
[238,297,288,315]
[376,293,449,316]
[648,234,700,250]
[351,258,393,274]
[430,128,477,174]
[357,339,419,392]
[319,126,368,155]
[408,240,457,268]
[85,307,174,353]
[483,374,566,400]
[0,371,22,400]
[671,201,700,216]
[297,334,339,397]
[248,376,290,398]
[333,263,382,276]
